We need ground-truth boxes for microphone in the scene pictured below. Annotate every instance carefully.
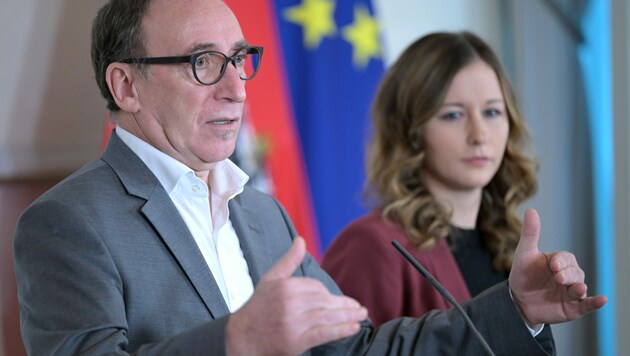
[391,240,496,356]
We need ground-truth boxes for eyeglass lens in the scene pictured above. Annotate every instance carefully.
[194,49,261,85]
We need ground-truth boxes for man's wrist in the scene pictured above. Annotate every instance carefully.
[508,286,545,336]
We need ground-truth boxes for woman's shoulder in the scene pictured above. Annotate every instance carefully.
[322,210,403,265]
[340,209,401,235]
[333,210,407,249]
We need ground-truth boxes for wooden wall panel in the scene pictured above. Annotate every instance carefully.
[1,178,60,356]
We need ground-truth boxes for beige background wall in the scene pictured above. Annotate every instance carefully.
[0,0,105,179]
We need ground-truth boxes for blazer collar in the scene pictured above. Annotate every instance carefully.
[100,132,231,318]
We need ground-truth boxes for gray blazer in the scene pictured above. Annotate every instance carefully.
[14,133,554,355]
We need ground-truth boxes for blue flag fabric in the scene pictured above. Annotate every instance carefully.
[273,0,385,249]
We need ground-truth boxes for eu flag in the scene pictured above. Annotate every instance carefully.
[277,0,385,250]
[228,0,384,253]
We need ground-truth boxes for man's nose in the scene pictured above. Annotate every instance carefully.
[215,64,247,103]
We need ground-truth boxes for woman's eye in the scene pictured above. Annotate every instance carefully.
[484,108,502,117]
[440,111,462,121]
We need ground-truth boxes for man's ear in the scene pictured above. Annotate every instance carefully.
[106,63,141,112]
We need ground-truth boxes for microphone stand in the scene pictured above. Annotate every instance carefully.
[392,240,496,356]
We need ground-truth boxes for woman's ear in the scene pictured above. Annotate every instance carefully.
[106,62,141,113]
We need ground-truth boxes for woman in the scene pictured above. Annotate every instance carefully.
[321,31,538,327]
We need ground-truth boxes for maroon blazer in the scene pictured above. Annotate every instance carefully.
[321,209,471,327]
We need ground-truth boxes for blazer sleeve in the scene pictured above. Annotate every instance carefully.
[311,282,554,356]
[254,198,555,356]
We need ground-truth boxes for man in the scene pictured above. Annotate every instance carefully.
[14,0,606,355]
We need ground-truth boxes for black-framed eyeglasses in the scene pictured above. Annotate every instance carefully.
[121,46,263,86]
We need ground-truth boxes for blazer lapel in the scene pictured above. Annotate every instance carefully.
[141,195,230,318]
[228,196,269,286]
[101,133,230,319]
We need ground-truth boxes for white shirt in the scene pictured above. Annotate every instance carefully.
[116,127,254,312]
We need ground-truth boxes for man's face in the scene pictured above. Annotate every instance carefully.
[131,0,247,171]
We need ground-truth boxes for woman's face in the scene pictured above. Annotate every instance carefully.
[421,59,509,195]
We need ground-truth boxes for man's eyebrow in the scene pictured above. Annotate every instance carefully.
[188,40,250,54]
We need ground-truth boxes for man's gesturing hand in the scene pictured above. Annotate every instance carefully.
[226,237,368,356]
[508,208,607,327]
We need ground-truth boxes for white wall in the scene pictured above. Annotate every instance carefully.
[0,0,106,179]
[374,0,502,65]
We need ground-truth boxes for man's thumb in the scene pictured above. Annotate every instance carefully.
[517,208,541,253]
[262,236,306,281]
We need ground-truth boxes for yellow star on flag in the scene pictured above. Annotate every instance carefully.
[284,0,337,49]
[342,5,380,68]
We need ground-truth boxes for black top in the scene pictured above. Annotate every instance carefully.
[451,227,507,297]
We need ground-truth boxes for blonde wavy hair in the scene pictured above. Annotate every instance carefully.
[366,31,538,272]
